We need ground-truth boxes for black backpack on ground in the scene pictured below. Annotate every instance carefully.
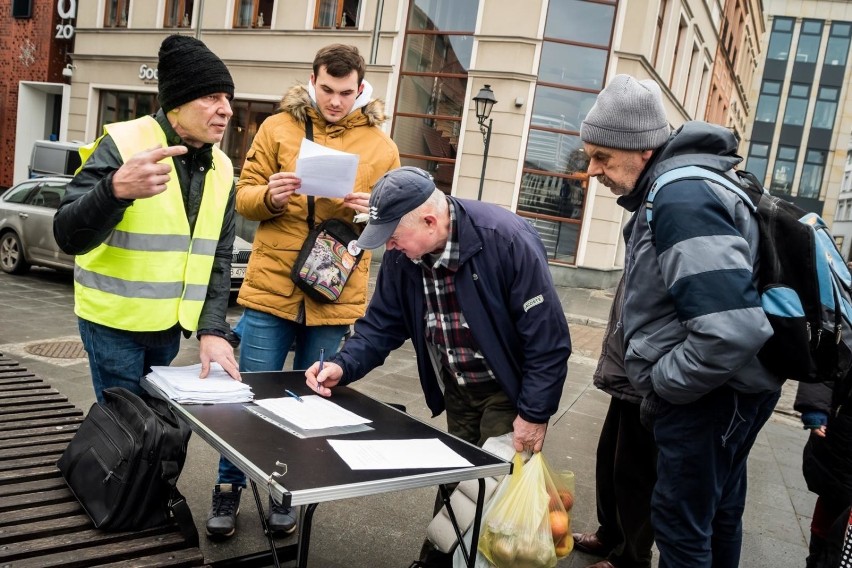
[57,387,198,545]
[646,165,852,384]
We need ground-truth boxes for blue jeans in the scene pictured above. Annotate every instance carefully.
[217,308,348,486]
[78,318,180,404]
[651,386,781,568]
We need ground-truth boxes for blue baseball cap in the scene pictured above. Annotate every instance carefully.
[357,167,435,249]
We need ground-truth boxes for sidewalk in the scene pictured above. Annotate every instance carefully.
[0,267,814,567]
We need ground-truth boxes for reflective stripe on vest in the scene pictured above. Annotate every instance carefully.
[74,116,232,332]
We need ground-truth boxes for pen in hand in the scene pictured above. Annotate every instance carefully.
[285,389,303,403]
[317,348,325,392]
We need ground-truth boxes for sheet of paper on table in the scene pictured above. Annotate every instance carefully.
[254,395,371,430]
[147,364,254,404]
[294,138,360,198]
[327,438,474,470]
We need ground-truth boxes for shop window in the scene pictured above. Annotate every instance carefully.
[104,0,129,28]
[164,0,195,28]
[314,0,361,29]
[221,100,277,175]
[98,90,157,129]
[234,0,273,28]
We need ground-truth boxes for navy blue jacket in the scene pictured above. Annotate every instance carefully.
[330,197,572,423]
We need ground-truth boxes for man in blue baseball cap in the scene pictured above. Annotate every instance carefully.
[305,165,572,566]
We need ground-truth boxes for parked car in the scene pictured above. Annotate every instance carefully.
[0,177,252,294]
[0,177,72,274]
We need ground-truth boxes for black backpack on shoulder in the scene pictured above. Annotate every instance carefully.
[57,387,197,545]
[646,165,852,383]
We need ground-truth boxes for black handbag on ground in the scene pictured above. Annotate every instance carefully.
[57,387,198,546]
[290,118,364,303]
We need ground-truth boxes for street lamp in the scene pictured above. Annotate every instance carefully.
[473,84,497,200]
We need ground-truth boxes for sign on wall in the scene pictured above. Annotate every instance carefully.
[56,0,76,40]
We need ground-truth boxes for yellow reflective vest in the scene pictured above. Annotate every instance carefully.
[74,116,232,332]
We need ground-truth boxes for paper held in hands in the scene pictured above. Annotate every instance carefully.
[295,138,360,198]
[327,438,474,470]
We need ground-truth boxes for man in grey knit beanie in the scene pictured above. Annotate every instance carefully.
[580,74,670,196]
[577,73,782,568]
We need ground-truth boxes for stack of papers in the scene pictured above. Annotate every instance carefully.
[147,364,253,404]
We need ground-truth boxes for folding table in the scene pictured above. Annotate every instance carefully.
[143,370,511,568]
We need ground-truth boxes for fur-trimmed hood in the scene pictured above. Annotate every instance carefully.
[279,83,389,128]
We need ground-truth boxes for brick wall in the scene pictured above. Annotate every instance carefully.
[0,0,72,188]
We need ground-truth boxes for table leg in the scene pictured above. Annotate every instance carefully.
[438,479,486,568]
[296,503,318,568]
[249,479,281,568]
[467,478,486,568]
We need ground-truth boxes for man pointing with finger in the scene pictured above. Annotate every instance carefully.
[54,35,241,403]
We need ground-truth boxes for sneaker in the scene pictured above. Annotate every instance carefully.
[267,496,297,534]
[206,484,242,538]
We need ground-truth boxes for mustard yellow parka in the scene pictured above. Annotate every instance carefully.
[235,84,400,325]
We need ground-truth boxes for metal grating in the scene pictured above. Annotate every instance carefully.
[24,340,87,359]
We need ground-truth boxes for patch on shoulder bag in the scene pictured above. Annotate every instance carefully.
[523,294,544,312]
[347,240,362,256]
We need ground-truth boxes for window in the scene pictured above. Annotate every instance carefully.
[767,17,794,60]
[164,0,195,28]
[392,0,478,193]
[3,181,39,204]
[653,0,667,66]
[796,20,823,63]
[755,81,781,123]
[771,146,798,194]
[314,0,360,29]
[98,90,158,127]
[670,19,687,87]
[516,0,615,265]
[745,143,770,185]
[825,22,852,66]
[783,83,810,126]
[800,149,826,198]
[104,0,129,27]
[222,100,277,176]
[812,86,839,129]
[234,0,273,28]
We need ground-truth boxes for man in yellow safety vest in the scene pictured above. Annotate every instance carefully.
[54,35,241,404]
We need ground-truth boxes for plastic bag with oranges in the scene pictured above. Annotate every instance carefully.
[477,452,575,568]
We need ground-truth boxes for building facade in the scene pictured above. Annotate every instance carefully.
[743,0,852,224]
[10,0,764,287]
[2,0,76,186]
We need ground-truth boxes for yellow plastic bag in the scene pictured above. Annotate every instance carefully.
[543,463,574,558]
[477,453,567,568]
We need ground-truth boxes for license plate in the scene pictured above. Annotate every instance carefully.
[231,267,246,278]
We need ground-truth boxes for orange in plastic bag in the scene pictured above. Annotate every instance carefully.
[477,453,572,568]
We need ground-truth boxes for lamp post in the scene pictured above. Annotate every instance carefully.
[473,84,497,200]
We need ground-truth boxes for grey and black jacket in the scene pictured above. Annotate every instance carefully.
[53,109,236,339]
[618,121,783,404]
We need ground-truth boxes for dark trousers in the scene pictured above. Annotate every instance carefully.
[420,376,516,565]
[595,397,657,568]
[652,387,780,568]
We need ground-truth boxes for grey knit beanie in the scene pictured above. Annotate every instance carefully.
[580,75,670,151]
[157,35,234,112]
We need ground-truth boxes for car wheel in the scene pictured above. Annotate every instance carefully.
[0,232,31,275]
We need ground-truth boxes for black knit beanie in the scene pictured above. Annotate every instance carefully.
[157,35,234,112]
